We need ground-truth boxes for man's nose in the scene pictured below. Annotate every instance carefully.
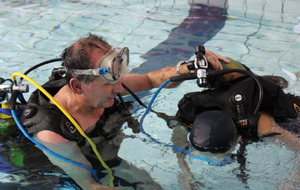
[113,80,124,94]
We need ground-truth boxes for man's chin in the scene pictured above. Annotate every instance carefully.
[104,99,115,108]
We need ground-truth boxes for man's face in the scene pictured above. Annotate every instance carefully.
[81,48,124,108]
[83,77,123,108]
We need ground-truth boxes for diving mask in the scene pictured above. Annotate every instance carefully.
[71,47,131,83]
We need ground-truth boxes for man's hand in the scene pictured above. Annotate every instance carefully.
[205,50,230,70]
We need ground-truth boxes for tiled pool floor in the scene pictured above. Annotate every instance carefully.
[1,0,300,189]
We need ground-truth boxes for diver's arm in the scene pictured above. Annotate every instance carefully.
[33,134,118,190]
[271,125,300,152]
[258,113,300,188]
[258,112,300,152]
[171,126,204,189]
[176,152,196,189]
[121,65,185,93]
[120,51,229,94]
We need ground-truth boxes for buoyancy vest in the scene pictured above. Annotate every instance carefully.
[176,59,300,127]
[20,78,134,143]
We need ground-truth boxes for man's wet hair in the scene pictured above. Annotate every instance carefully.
[61,33,111,84]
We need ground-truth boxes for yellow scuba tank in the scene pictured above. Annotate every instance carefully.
[220,57,249,83]
[0,103,25,168]
[0,102,24,136]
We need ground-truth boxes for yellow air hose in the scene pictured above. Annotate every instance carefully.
[12,72,114,187]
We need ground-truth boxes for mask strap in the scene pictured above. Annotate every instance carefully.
[71,68,108,76]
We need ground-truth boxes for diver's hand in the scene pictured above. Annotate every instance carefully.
[205,50,230,70]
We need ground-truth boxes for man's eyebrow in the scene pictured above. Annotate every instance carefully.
[87,42,103,51]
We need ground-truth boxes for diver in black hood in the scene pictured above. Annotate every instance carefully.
[176,57,300,154]
[171,56,300,189]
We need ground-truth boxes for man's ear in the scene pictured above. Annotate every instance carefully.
[69,78,83,94]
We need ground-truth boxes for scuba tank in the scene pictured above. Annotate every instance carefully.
[0,77,28,169]
[0,103,19,136]
[0,77,27,136]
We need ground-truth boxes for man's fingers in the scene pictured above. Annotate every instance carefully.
[205,50,228,70]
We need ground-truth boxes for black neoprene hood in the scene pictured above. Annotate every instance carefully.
[189,110,237,152]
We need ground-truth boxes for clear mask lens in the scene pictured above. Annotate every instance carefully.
[99,47,130,83]
[70,47,131,83]
[103,48,130,82]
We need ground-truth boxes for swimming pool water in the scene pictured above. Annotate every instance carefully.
[1,0,300,189]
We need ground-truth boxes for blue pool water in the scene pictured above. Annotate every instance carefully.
[1,0,300,189]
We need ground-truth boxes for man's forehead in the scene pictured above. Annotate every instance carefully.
[90,48,110,67]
